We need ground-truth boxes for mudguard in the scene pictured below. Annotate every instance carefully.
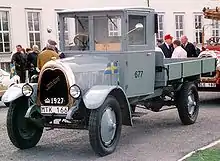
[83,85,133,126]
[1,83,38,103]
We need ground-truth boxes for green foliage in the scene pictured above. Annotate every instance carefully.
[186,149,220,161]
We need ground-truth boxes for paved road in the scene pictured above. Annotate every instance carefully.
[0,92,219,161]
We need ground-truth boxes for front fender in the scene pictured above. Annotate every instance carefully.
[83,85,133,126]
[83,85,120,109]
[1,83,38,103]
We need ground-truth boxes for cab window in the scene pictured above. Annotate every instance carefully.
[128,15,146,45]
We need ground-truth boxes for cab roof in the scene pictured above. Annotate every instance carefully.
[57,6,154,14]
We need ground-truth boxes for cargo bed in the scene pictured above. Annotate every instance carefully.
[164,58,216,81]
[155,56,216,87]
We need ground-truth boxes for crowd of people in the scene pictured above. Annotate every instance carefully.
[156,34,201,59]
[11,39,65,83]
[10,35,202,83]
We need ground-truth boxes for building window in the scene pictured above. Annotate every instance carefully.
[194,14,203,44]
[108,17,121,37]
[212,20,220,38]
[156,14,164,40]
[57,16,69,46]
[175,14,184,40]
[27,11,41,49]
[0,10,10,53]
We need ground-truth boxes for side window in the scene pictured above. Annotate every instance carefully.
[128,15,146,45]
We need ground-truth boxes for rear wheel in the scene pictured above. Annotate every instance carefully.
[7,97,43,149]
[176,82,199,125]
[88,95,122,156]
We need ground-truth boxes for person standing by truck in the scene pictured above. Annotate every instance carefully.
[193,42,201,57]
[37,43,60,70]
[171,40,187,58]
[42,39,65,58]
[181,35,197,57]
[159,34,174,58]
[11,45,26,83]
[27,45,39,79]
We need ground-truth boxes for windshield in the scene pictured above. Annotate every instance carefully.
[93,15,121,51]
[60,14,122,52]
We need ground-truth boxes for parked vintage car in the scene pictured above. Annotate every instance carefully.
[198,50,220,90]
[1,7,216,157]
[0,69,20,97]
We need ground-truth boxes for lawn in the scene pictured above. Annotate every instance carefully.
[186,148,220,161]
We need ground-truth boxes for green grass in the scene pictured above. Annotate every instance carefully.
[186,148,220,161]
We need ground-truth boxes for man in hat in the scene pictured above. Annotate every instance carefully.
[159,34,174,58]
[42,39,65,59]
[37,43,59,70]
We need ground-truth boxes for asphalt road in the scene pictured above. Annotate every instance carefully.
[0,92,219,161]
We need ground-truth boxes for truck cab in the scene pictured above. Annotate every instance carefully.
[58,7,158,52]
[56,7,159,97]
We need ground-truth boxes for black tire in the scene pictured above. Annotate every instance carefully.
[7,97,43,149]
[176,82,199,125]
[88,95,122,156]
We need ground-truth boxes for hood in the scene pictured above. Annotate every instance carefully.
[40,54,118,93]
[59,55,110,73]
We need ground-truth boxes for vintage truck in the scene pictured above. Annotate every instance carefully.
[1,7,216,156]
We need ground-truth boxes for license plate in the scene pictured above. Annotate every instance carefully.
[198,83,216,87]
[41,106,69,114]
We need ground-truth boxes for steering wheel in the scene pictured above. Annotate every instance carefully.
[73,33,89,50]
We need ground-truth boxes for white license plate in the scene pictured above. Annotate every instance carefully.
[198,83,216,87]
[41,106,69,114]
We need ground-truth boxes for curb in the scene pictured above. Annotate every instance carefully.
[177,139,220,161]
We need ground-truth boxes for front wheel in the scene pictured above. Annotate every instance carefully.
[88,95,122,156]
[176,82,199,125]
[7,97,43,149]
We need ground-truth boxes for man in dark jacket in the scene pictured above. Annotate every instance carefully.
[159,34,174,58]
[193,42,201,57]
[11,45,26,83]
[180,35,197,57]
[27,45,39,78]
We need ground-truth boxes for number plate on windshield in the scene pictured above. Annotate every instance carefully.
[41,106,69,114]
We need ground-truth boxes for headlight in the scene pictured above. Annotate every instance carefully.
[69,85,81,99]
[22,83,33,97]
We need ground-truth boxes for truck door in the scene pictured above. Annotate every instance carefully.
[125,52,155,97]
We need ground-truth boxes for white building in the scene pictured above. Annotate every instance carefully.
[151,0,220,44]
[0,0,219,71]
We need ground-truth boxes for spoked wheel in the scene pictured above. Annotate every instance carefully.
[176,82,199,125]
[89,95,122,156]
[7,97,43,149]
